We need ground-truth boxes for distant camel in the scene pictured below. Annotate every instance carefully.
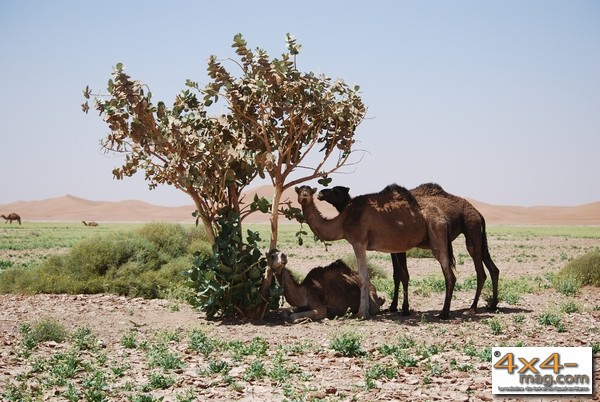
[296,184,456,319]
[318,184,499,315]
[266,249,384,322]
[2,213,21,225]
[82,221,99,227]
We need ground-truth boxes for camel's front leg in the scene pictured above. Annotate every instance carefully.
[390,253,410,315]
[352,244,371,319]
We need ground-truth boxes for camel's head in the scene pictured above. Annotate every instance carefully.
[265,249,288,273]
[318,186,351,212]
[295,186,317,205]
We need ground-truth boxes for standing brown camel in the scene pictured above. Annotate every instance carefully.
[266,249,384,322]
[318,184,500,315]
[82,221,99,227]
[296,184,456,319]
[2,213,21,225]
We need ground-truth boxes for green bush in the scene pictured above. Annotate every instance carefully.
[138,223,189,258]
[186,212,280,318]
[0,223,211,299]
[554,249,600,295]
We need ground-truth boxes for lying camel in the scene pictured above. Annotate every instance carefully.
[318,183,499,315]
[82,221,99,227]
[2,213,21,225]
[297,184,455,319]
[266,249,384,322]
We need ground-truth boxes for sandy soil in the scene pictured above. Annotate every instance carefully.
[1,235,599,401]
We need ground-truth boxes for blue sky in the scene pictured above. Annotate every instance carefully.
[1,1,598,207]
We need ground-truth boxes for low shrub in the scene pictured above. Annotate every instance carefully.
[554,249,600,295]
[341,253,387,279]
[20,317,68,350]
[0,223,211,299]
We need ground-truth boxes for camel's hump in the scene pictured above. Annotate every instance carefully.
[351,183,418,206]
[410,182,449,197]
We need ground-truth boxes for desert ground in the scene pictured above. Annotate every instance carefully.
[0,189,599,401]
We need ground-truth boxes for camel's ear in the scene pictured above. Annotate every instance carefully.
[312,187,317,194]
[295,187,300,194]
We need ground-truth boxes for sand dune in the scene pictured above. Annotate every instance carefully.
[1,187,599,225]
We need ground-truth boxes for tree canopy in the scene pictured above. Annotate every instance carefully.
[83,33,366,317]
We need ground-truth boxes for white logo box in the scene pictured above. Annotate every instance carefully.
[492,347,593,395]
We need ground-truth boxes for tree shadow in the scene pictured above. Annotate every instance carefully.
[206,304,533,327]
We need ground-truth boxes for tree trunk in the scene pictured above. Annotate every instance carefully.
[253,183,284,319]
[191,195,216,245]
[269,183,284,250]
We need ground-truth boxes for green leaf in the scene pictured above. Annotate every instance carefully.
[318,175,332,187]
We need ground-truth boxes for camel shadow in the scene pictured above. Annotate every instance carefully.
[211,305,532,327]
[375,305,533,326]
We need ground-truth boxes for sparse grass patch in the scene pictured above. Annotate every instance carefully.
[413,275,446,296]
[513,314,526,324]
[365,364,396,389]
[487,317,502,335]
[188,328,216,356]
[121,330,138,349]
[330,331,364,357]
[560,300,580,314]
[497,277,539,305]
[147,343,183,370]
[20,317,68,352]
[538,311,566,332]
[244,359,267,381]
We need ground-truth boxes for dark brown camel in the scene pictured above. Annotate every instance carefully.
[318,183,499,315]
[2,213,21,225]
[82,221,99,227]
[296,184,456,319]
[266,249,384,322]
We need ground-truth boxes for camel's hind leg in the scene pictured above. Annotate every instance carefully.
[352,244,371,319]
[437,251,456,320]
[481,229,499,310]
[390,253,410,315]
[465,233,487,314]
[467,217,500,312]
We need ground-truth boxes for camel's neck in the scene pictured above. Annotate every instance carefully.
[276,268,308,308]
[301,202,345,241]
